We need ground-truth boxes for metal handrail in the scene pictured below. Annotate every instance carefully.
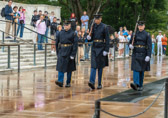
[0,43,20,73]
[0,19,54,41]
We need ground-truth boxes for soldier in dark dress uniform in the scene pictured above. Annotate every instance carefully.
[129,21,152,91]
[87,14,110,90]
[55,20,78,88]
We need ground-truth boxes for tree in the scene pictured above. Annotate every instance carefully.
[57,0,110,23]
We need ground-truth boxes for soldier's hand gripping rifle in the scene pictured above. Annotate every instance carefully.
[131,15,140,46]
[87,4,102,40]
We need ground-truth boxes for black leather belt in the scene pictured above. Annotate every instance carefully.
[61,44,73,47]
[134,45,146,48]
[93,40,104,43]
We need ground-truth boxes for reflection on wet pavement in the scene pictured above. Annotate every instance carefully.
[0,56,166,118]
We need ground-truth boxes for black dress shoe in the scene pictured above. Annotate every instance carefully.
[88,82,95,90]
[97,85,102,89]
[65,83,71,88]
[130,83,138,91]
[55,81,63,87]
[137,87,144,91]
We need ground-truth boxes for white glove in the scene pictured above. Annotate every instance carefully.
[87,35,91,40]
[70,56,74,60]
[103,51,108,56]
[129,44,134,49]
[145,56,150,62]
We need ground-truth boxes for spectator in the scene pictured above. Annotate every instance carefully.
[70,13,78,31]
[56,25,62,38]
[81,11,89,31]
[49,11,55,23]
[84,29,91,60]
[44,11,51,43]
[123,26,128,33]
[50,17,58,54]
[31,10,39,43]
[77,30,84,61]
[37,10,42,20]
[17,6,25,38]
[162,34,167,55]
[114,32,119,47]
[123,32,129,57]
[118,27,123,35]
[31,10,39,28]
[151,34,156,55]
[36,15,46,50]
[118,32,125,57]
[4,0,13,39]
[12,6,20,36]
[128,30,132,39]
[109,34,115,60]
[75,25,81,35]
[156,31,163,56]
[80,27,87,60]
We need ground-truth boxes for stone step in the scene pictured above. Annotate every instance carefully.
[2,47,54,52]
[0,60,57,69]
[0,64,56,74]
[0,56,57,64]
[0,53,56,59]
[0,50,53,55]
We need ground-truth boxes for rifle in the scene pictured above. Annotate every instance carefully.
[88,4,102,36]
[132,15,140,45]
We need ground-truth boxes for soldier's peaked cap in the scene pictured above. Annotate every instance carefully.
[137,21,145,26]
[94,13,102,19]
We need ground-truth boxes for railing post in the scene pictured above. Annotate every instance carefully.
[14,22,16,42]
[95,100,100,118]
[18,45,20,73]
[7,46,10,69]
[34,44,36,66]
[164,78,168,118]
[2,32,4,52]
[45,44,47,70]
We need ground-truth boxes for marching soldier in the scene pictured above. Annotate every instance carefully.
[55,20,78,88]
[129,21,152,91]
[87,14,110,90]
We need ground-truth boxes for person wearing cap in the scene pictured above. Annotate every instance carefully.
[123,32,130,57]
[44,11,51,43]
[87,13,110,90]
[50,17,59,54]
[37,10,42,20]
[129,21,152,91]
[55,20,78,88]
[31,10,39,28]
[156,31,163,56]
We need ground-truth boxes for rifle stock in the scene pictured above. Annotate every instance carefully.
[88,4,102,36]
[132,15,140,45]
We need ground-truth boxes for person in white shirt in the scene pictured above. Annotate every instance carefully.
[118,27,123,35]
[156,31,163,56]
[49,11,55,23]
[118,32,125,57]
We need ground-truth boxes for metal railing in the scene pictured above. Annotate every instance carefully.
[93,78,168,118]
[0,19,131,73]
[0,43,20,73]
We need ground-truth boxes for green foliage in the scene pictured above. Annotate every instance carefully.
[2,0,167,31]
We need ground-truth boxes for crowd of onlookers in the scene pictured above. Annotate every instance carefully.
[3,0,25,39]
[153,31,167,56]
[3,0,168,60]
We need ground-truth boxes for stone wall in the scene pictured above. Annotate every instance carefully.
[0,1,61,40]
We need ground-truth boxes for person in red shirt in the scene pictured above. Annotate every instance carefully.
[162,34,167,55]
